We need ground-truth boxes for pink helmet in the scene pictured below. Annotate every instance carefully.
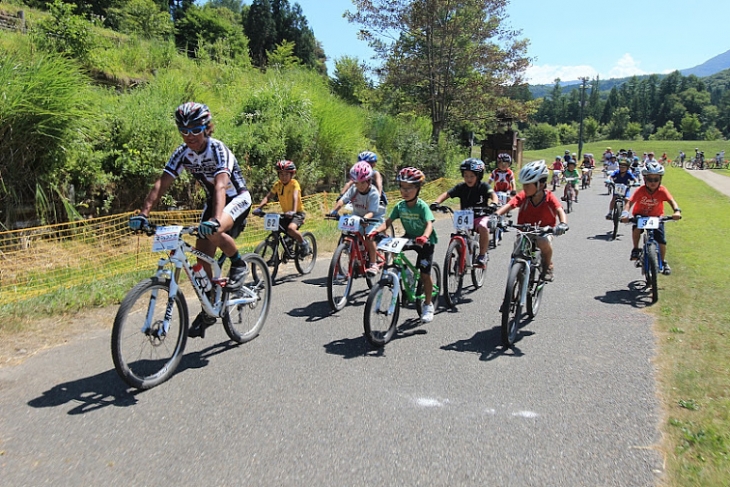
[349,161,373,182]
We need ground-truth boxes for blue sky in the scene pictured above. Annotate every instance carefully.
[289,0,730,85]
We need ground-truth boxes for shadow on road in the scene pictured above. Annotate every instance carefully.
[288,299,333,322]
[301,276,328,288]
[587,232,616,241]
[440,326,529,361]
[594,280,654,308]
[27,340,239,415]
[323,335,372,358]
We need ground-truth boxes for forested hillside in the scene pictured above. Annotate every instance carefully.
[0,0,531,230]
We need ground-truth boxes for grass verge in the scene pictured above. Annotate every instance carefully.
[652,167,730,486]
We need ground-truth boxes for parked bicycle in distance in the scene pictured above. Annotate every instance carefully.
[253,212,317,281]
[112,224,272,389]
[363,237,441,347]
[324,213,389,312]
[432,204,495,308]
[500,223,565,347]
[626,215,678,304]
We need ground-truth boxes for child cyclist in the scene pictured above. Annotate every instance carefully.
[252,160,311,257]
[621,162,682,275]
[329,162,386,276]
[562,159,580,202]
[337,151,387,208]
[605,158,637,219]
[494,160,568,281]
[128,102,252,338]
[430,158,498,268]
[368,167,438,323]
[488,153,517,194]
[551,156,564,188]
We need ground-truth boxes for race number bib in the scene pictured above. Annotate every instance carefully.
[152,226,182,252]
[263,213,280,231]
[337,214,362,233]
[615,183,628,195]
[452,209,474,231]
[637,216,660,229]
[376,237,408,253]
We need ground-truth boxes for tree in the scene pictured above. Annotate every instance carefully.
[680,114,702,140]
[32,0,94,63]
[346,0,530,142]
[330,56,372,105]
[650,121,682,141]
[607,106,630,139]
[583,117,600,142]
[244,0,276,67]
[175,4,250,64]
[204,0,243,14]
[107,0,173,39]
[523,123,558,150]
[267,40,300,68]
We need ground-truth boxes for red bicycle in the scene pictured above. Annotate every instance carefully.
[325,214,390,312]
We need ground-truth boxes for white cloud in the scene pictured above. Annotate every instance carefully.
[607,53,646,78]
[526,53,650,86]
[525,64,598,85]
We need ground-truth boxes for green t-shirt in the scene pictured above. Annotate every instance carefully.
[389,198,438,244]
[563,168,580,186]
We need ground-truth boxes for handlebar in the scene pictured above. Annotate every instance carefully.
[431,204,498,216]
[627,215,677,223]
[324,214,382,225]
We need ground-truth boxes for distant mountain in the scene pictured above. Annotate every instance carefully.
[529,48,730,98]
[681,49,730,77]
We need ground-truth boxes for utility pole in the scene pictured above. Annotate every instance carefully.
[577,77,589,161]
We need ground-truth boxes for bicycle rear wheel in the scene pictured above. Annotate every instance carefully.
[295,232,317,274]
[364,273,400,347]
[327,241,353,311]
[501,262,525,347]
[111,277,188,390]
[646,244,659,303]
[223,253,271,343]
[255,239,280,280]
[443,240,464,308]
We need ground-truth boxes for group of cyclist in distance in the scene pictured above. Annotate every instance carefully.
[128,101,682,333]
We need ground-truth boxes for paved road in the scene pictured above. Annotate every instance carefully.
[0,179,664,486]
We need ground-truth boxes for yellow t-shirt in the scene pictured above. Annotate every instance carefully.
[271,179,304,213]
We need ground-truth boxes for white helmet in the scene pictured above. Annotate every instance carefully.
[519,160,549,184]
[642,161,665,176]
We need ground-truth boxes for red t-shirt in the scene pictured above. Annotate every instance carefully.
[629,185,674,217]
[509,190,562,226]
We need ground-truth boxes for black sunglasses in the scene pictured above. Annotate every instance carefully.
[645,177,661,183]
[178,125,206,136]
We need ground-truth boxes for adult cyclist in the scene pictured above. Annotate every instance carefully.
[129,102,252,338]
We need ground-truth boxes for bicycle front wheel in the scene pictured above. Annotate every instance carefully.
[223,253,271,343]
[443,240,464,308]
[111,277,189,390]
[416,263,441,316]
[501,262,525,347]
[327,241,354,311]
[565,192,573,214]
[646,244,659,303]
[526,253,544,319]
[255,239,280,280]
[611,201,622,240]
[295,232,317,274]
[364,274,400,347]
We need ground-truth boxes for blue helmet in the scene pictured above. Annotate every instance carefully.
[357,151,378,165]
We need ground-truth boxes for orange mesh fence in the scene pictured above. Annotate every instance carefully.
[0,179,456,304]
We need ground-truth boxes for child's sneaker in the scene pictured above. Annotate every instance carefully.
[630,248,641,260]
[475,254,487,269]
[421,304,434,323]
[299,240,312,257]
[605,212,612,220]
[662,261,672,275]
[366,262,380,276]
[188,312,216,338]
[541,267,554,282]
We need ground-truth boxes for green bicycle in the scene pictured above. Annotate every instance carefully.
[363,237,441,347]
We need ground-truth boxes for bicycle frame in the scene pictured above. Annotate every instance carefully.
[509,230,539,307]
[147,225,258,334]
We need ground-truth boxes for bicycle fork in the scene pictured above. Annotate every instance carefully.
[375,270,401,315]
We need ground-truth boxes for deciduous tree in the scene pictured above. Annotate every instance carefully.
[346,0,530,142]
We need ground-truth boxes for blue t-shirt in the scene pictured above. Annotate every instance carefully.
[610,169,636,186]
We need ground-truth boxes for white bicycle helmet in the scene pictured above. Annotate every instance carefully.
[642,161,665,176]
[518,160,549,184]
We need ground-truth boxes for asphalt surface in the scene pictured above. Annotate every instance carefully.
[0,177,665,486]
